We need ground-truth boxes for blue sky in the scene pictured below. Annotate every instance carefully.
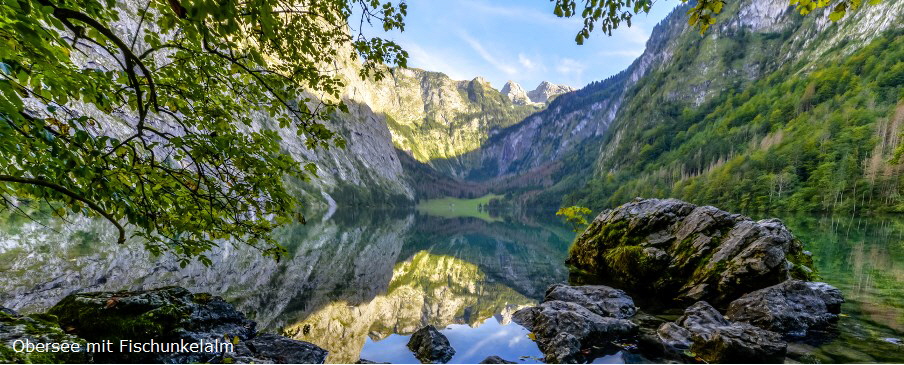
[357,0,680,90]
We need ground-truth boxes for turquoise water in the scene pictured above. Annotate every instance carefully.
[0,209,902,363]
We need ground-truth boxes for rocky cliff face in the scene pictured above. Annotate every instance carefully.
[528,81,575,103]
[502,81,575,106]
[351,69,544,177]
[455,0,904,209]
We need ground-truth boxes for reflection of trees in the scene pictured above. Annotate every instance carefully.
[782,214,904,332]
[405,215,573,299]
[282,251,534,364]
[1,208,574,363]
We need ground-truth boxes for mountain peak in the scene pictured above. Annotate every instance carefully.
[502,81,531,105]
[527,81,574,103]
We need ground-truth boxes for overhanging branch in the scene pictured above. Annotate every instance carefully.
[0,174,126,244]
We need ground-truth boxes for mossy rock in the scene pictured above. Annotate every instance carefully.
[46,286,256,363]
[0,309,91,363]
[566,198,817,308]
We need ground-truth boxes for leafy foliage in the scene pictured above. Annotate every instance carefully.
[552,0,881,41]
[556,205,592,232]
[0,0,407,263]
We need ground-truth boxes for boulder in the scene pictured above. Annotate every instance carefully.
[567,198,814,307]
[406,325,455,364]
[233,333,328,364]
[727,280,844,337]
[44,286,326,363]
[543,284,637,319]
[657,301,786,363]
[479,355,517,363]
[513,298,637,363]
[0,310,91,363]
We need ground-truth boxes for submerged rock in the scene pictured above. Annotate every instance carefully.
[727,280,844,337]
[657,301,786,363]
[567,198,814,307]
[479,355,517,363]
[513,284,638,363]
[406,325,455,364]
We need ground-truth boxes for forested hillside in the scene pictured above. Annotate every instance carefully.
[568,31,904,213]
[459,0,904,214]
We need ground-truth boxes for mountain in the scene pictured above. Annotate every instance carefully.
[450,0,904,213]
[502,81,575,105]
[527,81,576,103]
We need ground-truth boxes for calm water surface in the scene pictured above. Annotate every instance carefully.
[0,209,901,363]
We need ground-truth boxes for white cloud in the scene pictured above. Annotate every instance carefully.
[556,58,586,76]
[459,31,518,76]
[517,53,546,72]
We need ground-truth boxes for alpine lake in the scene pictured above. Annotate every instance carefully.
[0,202,902,363]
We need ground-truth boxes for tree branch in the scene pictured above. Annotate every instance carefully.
[0,175,126,244]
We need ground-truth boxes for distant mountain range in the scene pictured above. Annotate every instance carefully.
[227,0,904,214]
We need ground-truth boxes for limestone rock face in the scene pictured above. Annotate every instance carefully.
[657,301,786,363]
[567,198,814,308]
[527,81,575,103]
[512,284,637,363]
[501,81,531,105]
[727,279,844,337]
[406,325,455,364]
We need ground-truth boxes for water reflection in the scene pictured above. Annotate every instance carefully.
[1,209,902,363]
[780,215,904,363]
[0,209,572,363]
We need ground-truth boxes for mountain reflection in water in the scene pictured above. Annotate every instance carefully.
[1,209,902,363]
[0,209,572,363]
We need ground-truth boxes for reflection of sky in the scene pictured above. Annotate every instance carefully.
[359,316,628,364]
[360,316,544,363]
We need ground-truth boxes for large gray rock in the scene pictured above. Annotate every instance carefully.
[657,301,786,363]
[513,299,637,363]
[233,333,328,364]
[543,284,637,319]
[45,287,326,363]
[1,310,91,363]
[567,198,814,307]
[727,280,844,337]
[407,325,455,364]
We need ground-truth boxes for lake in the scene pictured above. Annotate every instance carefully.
[0,208,902,363]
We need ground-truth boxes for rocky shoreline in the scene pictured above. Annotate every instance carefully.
[0,199,847,364]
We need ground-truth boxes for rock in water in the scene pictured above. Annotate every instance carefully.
[45,286,327,363]
[479,355,517,363]
[544,284,637,319]
[0,310,91,363]
[567,198,814,307]
[727,280,844,337]
[234,333,328,364]
[407,325,455,364]
[657,301,786,363]
[512,284,638,363]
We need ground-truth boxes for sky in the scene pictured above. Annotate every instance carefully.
[356,0,680,91]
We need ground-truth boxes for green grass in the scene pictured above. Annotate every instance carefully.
[415,194,504,222]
